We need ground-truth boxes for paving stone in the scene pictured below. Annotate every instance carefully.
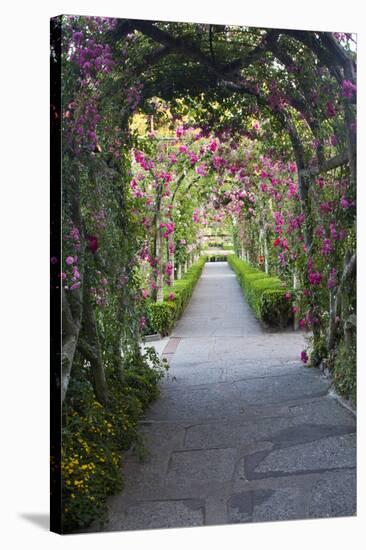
[184,418,354,451]
[308,469,356,518]
[107,425,186,501]
[164,361,304,386]
[138,421,186,455]
[252,487,304,522]
[268,423,355,449]
[233,470,321,494]
[106,262,356,531]
[167,364,319,386]
[166,447,237,483]
[227,486,305,523]
[162,337,182,354]
[227,491,255,523]
[170,338,213,363]
[205,496,229,525]
[250,433,356,477]
[108,499,205,531]
[148,383,243,421]
[234,371,330,405]
[208,344,305,363]
[163,363,229,385]
[287,395,356,425]
[109,455,165,500]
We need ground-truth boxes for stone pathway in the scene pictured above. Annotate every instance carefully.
[106,262,356,531]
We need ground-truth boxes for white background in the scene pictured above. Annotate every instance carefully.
[0,1,364,548]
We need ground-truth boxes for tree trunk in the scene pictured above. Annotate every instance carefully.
[340,56,356,198]
[78,278,108,405]
[156,224,164,302]
[293,268,300,330]
[61,161,84,403]
[344,314,356,352]
[264,227,269,274]
[327,252,356,352]
[297,171,314,251]
[153,182,164,302]
[258,227,263,267]
[61,288,83,403]
[327,288,338,352]
[168,235,175,285]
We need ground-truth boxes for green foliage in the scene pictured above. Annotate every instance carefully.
[241,272,268,295]
[249,278,283,317]
[61,348,168,533]
[228,254,256,276]
[206,254,228,262]
[259,289,292,328]
[204,241,232,250]
[147,257,206,335]
[147,301,177,336]
[333,342,356,404]
[58,19,357,534]
[228,254,292,327]
[205,241,224,248]
[308,332,328,367]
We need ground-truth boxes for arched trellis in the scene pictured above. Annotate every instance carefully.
[54,16,357,532]
[110,21,355,206]
[108,20,356,363]
[59,17,356,399]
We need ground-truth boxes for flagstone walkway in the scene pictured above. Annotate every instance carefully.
[106,262,356,531]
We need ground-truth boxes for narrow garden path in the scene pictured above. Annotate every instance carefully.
[107,262,356,530]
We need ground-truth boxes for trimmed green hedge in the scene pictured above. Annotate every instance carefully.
[206,254,228,262]
[147,256,206,336]
[227,254,292,328]
[147,301,177,335]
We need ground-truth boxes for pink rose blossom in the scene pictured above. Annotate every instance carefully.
[70,282,81,290]
[341,79,356,100]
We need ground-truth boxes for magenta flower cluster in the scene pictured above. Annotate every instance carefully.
[160,221,175,239]
[341,80,356,100]
[126,83,144,112]
[70,35,114,78]
[63,255,81,291]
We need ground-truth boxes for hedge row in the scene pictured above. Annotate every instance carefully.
[206,254,228,262]
[147,256,206,335]
[227,254,292,328]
